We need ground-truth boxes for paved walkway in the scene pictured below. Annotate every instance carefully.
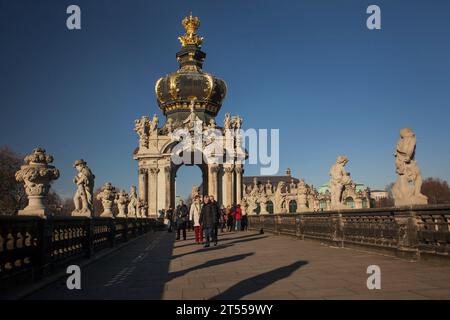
[27,230,450,299]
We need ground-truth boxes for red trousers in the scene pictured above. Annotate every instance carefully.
[194,226,203,243]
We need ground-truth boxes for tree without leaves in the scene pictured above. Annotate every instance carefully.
[0,146,27,215]
[421,177,450,204]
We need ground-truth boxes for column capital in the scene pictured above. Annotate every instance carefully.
[138,167,148,175]
[149,168,160,176]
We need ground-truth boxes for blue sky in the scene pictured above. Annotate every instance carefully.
[1,0,449,199]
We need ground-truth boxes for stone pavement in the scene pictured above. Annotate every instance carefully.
[26,230,450,300]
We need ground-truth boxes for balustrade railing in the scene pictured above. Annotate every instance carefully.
[248,205,450,261]
[0,216,163,289]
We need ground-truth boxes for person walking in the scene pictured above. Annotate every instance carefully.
[235,204,242,232]
[175,199,189,240]
[226,205,233,232]
[190,195,203,244]
[166,207,174,233]
[199,195,217,247]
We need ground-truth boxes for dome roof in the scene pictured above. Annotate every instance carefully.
[155,14,227,123]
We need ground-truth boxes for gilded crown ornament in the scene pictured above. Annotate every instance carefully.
[178,13,203,47]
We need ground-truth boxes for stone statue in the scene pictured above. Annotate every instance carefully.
[96,182,117,217]
[329,156,352,210]
[297,179,308,211]
[224,113,231,130]
[15,147,60,216]
[115,190,129,218]
[191,185,200,199]
[134,116,150,148]
[266,180,273,195]
[138,200,148,217]
[150,114,159,134]
[392,128,428,206]
[208,118,216,129]
[165,118,174,134]
[72,159,95,217]
[274,181,287,213]
[128,186,138,217]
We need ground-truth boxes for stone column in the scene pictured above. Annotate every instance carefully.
[138,168,148,203]
[235,165,244,205]
[164,166,172,210]
[208,164,219,201]
[148,168,160,217]
[223,164,234,207]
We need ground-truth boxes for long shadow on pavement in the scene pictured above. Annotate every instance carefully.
[210,260,308,300]
[171,236,267,260]
[168,253,254,282]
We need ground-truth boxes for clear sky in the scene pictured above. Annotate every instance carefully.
[1,0,449,200]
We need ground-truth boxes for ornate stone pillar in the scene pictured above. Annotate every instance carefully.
[235,165,243,205]
[148,168,160,217]
[208,164,219,201]
[223,164,234,207]
[164,166,172,210]
[138,168,148,203]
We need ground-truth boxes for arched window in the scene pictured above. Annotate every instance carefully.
[256,203,261,215]
[362,199,368,208]
[289,200,297,213]
[345,197,355,208]
[319,200,327,209]
[267,201,274,214]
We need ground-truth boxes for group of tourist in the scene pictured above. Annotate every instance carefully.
[165,195,248,248]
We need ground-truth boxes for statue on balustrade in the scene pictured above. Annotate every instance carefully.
[96,182,117,217]
[392,128,428,206]
[128,186,138,217]
[297,178,308,211]
[115,190,129,218]
[134,116,150,149]
[329,155,352,210]
[72,159,95,217]
[274,181,287,213]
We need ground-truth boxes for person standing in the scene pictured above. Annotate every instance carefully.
[220,205,226,233]
[199,195,217,247]
[209,195,221,244]
[166,207,174,233]
[175,200,189,240]
[190,195,203,244]
[235,204,242,232]
[241,212,248,231]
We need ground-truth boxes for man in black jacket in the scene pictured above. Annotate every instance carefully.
[175,200,189,240]
[209,195,221,245]
[199,195,217,247]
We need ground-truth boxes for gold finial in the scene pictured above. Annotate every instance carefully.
[178,13,203,47]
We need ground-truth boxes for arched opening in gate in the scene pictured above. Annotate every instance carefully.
[173,165,204,206]
[289,200,297,213]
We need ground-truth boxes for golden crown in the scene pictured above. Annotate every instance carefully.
[178,13,203,47]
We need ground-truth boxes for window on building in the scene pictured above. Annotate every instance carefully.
[267,201,274,214]
[289,200,297,213]
[345,197,355,208]
[319,200,327,209]
[362,199,368,208]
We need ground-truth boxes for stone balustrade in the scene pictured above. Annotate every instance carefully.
[0,216,164,289]
[248,204,450,261]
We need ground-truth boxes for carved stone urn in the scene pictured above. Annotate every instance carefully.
[96,182,117,217]
[15,147,60,216]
